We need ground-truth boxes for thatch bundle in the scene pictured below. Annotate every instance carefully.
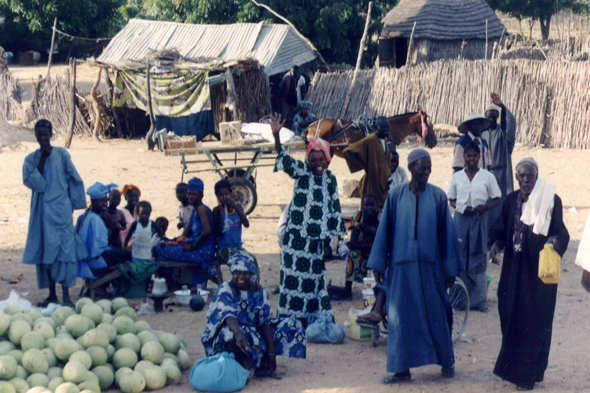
[27,72,92,136]
[0,71,25,122]
[307,59,590,149]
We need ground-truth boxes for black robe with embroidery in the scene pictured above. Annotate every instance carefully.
[490,191,569,389]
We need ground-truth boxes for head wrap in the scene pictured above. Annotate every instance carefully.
[485,105,501,115]
[300,101,313,109]
[229,254,257,274]
[122,184,141,197]
[516,157,539,173]
[306,137,331,163]
[458,112,492,134]
[187,177,205,192]
[407,148,431,165]
[87,182,118,200]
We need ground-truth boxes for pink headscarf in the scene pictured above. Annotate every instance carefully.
[306,137,332,162]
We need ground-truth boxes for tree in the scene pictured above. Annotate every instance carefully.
[131,0,398,67]
[487,0,590,42]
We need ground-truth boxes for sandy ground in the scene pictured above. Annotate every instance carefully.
[1,136,590,393]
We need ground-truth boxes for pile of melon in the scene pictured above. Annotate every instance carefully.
[0,297,191,393]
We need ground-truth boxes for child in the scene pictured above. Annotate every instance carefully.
[101,189,127,249]
[124,201,159,261]
[330,193,380,300]
[387,150,408,191]
[176,183,194,230]
[154,216,170,242]
[212,179,260,282]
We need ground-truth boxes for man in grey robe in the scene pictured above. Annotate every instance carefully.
[482,93,517,228]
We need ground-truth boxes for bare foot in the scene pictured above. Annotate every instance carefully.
[357,312,382,324]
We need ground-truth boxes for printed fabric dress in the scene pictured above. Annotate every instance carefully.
[274,150,346,327]
[201,281,306,367]
[346,211,379,283]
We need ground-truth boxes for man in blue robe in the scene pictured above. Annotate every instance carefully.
[22,119,87,307]
[367,149,463,384]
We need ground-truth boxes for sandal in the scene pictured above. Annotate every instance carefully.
[441,365,455,378]
[37,298,57,308]
[330,292,352,301]
[472,303,489,313]
[380,372,411,384]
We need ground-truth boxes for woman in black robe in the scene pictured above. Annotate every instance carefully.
[490,158,569,391]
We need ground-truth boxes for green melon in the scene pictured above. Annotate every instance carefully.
[114,367,133,386]
[105,346,115,363]
[177,349,191,371]
[4,351,21,367]
[0,344,15,357]
[80,305,103,326]
[75,299,93,315]
[160,361,181,385]
[161,353,179,367]
[54,339,80,362]
[47,377,65,392]
[33,322,55,340]
[112,349,137,370]
[111,317,135,336]
[111,298,129,314]
[133,321,150,333]
[118,371,145,393]
[85,346,107,368]
[8,321,31,346]
[101,314,113,325]
[137,331,158,347]
[77,380,100,393]
[45,338,59,352]
[81,329,109,349]
[20,332,45,351]
[140,342,164,365]
[114,334,140,354]
[24,311,42,324]
[21,350,48,374]
[2,306,20,317]
[0,381,15,393]
[95,324,116,344]
[54,382,81,393]
[91,365,113,390]
[113,308,136,322]
[40,348,57,368]
[94,300,112,315]
[0,356,17,380]
[133,361,153,374]
[68,352,92,371]
[8,377,29,393]
[64,316,89,338]
[52,308,74,327]
[62,361,87,384]
[25,373,49,388]
[0,314,12,336]
[47,367,63,380]
[158,333,180,355]
[13,367,26,380]
[139,366,166,390]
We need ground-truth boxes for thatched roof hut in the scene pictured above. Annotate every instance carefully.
[379,0,506,67]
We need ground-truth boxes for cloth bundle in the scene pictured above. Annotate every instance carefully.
[190,352,250,392]
[520,178,556,236]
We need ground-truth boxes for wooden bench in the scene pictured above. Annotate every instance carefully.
[83,261,223,300]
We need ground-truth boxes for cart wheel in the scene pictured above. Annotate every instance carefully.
[447,277,470,343]
[229,178,257,215]
[226,169,256,186]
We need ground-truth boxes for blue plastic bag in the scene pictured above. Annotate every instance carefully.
[306,315,346,344]
[190,352,250,392]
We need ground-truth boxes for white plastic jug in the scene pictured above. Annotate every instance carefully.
[152,277,167,295]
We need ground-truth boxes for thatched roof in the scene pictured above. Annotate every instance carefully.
[381,0,505,40]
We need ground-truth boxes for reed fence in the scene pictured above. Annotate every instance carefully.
[0,72,25,122]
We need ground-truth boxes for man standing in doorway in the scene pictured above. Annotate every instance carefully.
[279,65,305,126]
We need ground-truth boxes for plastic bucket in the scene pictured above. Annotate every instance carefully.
[362,289,376,309]
[347,308,373,341]
[363,277,376,290]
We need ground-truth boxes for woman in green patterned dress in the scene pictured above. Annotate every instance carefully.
[270,114,346,328]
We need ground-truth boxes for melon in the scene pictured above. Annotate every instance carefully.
[8,321,31,346]
[47,377,65,392]
[45,338,59,352]
[160,358,178,369]
[24,311,42,324]
[13,367,26,380]
[95,324,116,344]
[25,373,49,388]
[47,367,63,380]
[175,334,187,349]
[8,377,28,393]
[4,351,21,366]
[95,300,111,315]
[133,361,153,374]
[140,342,164,365]
[77,380,100,393]
[21,350,48,374]
[158,333,180,355]
[100,314,113,325]
[114,367,132,386]
[118,371,145,393]
[0,313,12,336]
[2,306,20,317]
[33,318,55,330]
[189,294,205,311]
[134,321,150,333]
[20,332,44,351]
[52,308,74,327]
[177,350,190,371]
[112,349,137,370]
[0,356,17,380]
[54,382,81,393]
[25,387,46,393]
[0,381,15,393]
[111,298,129,314]
[112,317,135,336]
[105,346,115,363]
[68,352,91,371]
[55,331,72,340]
[137,331,158,347]
[160,361,181,385]
[54,340,80,362]
[80,305,103,326]
[115,334,140,354]
[81,330,109,349]
[85,347,107,368]
[91,365,113,390]
[161,354,179,367]
[139,366,166,390]
[33,322,55,340]
[62,361,87,384]
[75,299,93,315]
[41,348,57,368]
[83,318,95,331]
[113,308,136,322]
[64,316,89,338]
[83,371,99,386]
[9,315,31,326]
[0,344,14,358]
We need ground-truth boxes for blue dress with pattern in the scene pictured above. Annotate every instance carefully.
[201,281,306,367]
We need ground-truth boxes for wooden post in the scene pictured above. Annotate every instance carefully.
[104,68,123,137]
[90,68,103,142]
[65,58,76,148]
[225,67,239,121]
[46,18,57,78]
[342,1,372,118]
[485,20,489,60]
[406,21,417,66]
[145,65,156,150]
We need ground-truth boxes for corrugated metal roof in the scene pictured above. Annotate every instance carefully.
[97,19,317,76]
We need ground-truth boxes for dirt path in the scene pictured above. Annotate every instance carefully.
[1,137,589,392]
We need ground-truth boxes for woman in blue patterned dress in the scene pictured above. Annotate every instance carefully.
[155,177,215,287]
[270,114,346,328]
[201,254,306,376]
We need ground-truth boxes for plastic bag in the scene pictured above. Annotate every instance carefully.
[306,315,346,344]
[0,290,32,312]
[190,352,250,392]
[539,243,561,284]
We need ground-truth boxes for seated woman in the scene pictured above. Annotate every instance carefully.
[201,254,306,376]
[212,179,260,282]
[155,177,215,288]
[120,184,141,251]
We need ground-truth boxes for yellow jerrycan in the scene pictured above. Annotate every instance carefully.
[538,243,561,284]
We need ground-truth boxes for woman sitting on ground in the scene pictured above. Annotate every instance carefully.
[155,177,216,288]
[201,254,306,377]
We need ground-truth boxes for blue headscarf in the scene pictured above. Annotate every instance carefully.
[229,253,257,274]
[187,177,204,192]
[87,182,118,200]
